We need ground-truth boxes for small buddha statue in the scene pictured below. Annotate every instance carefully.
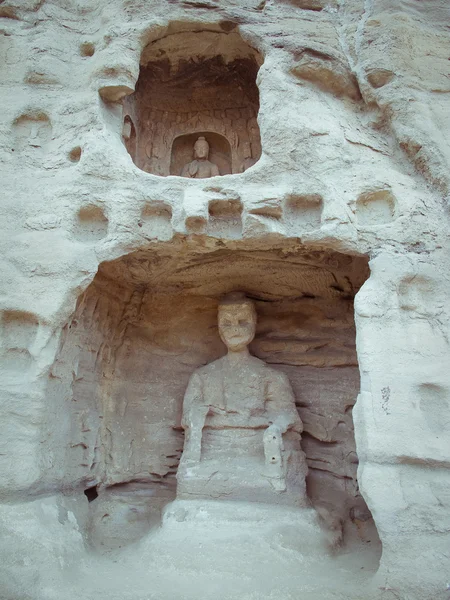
[240,141,256,172]
[177,292,308,506]
[181,136,220,179]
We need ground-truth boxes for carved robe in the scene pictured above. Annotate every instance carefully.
[177,354,308,505]
[181,159,220,178]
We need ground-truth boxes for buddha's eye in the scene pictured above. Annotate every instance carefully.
[238,320,248,326]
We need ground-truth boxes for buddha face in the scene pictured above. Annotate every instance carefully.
[194,138,209,160]
[218,301,256,352]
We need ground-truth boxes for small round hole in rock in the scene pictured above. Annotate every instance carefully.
[84,485,99,502]
[80,42,95,57]
[72,204,108,242]
[69,146,82,163]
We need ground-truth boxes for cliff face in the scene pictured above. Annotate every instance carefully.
[0,1,449,599]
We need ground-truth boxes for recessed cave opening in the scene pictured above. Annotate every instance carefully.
[50,238,380,558]
[122,27,262,176]
[170,131,232,176]
[84,485,99,503]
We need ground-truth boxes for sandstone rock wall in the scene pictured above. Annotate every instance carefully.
[1,1,449,599]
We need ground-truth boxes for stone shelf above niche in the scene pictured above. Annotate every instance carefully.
[122,28,262,178]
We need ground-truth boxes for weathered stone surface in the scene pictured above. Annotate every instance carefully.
[0,1,449,599]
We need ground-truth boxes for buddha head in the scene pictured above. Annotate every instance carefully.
[218,292,257,352]
[194,136,210,160]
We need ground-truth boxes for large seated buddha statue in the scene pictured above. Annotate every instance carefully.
[177,292,308,506]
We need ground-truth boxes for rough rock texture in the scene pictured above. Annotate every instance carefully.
[1,1,449,599]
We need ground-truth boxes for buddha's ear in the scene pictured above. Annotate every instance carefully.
[189,161,198,177]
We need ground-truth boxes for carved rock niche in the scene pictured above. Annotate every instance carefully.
[47,240,380,558]
[122,29,263,177]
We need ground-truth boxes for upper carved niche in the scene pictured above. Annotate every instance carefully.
[122,28,263,177]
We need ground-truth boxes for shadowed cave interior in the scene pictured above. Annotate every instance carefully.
[121,27,262,176]
[50,238,380,557]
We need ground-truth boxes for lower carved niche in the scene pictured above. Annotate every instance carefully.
[48,239,380,560]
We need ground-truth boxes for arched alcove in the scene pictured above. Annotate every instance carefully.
[122,115,136,163]
[45,238,380,563]
[122,26,263,177]
[170,132,232,176]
